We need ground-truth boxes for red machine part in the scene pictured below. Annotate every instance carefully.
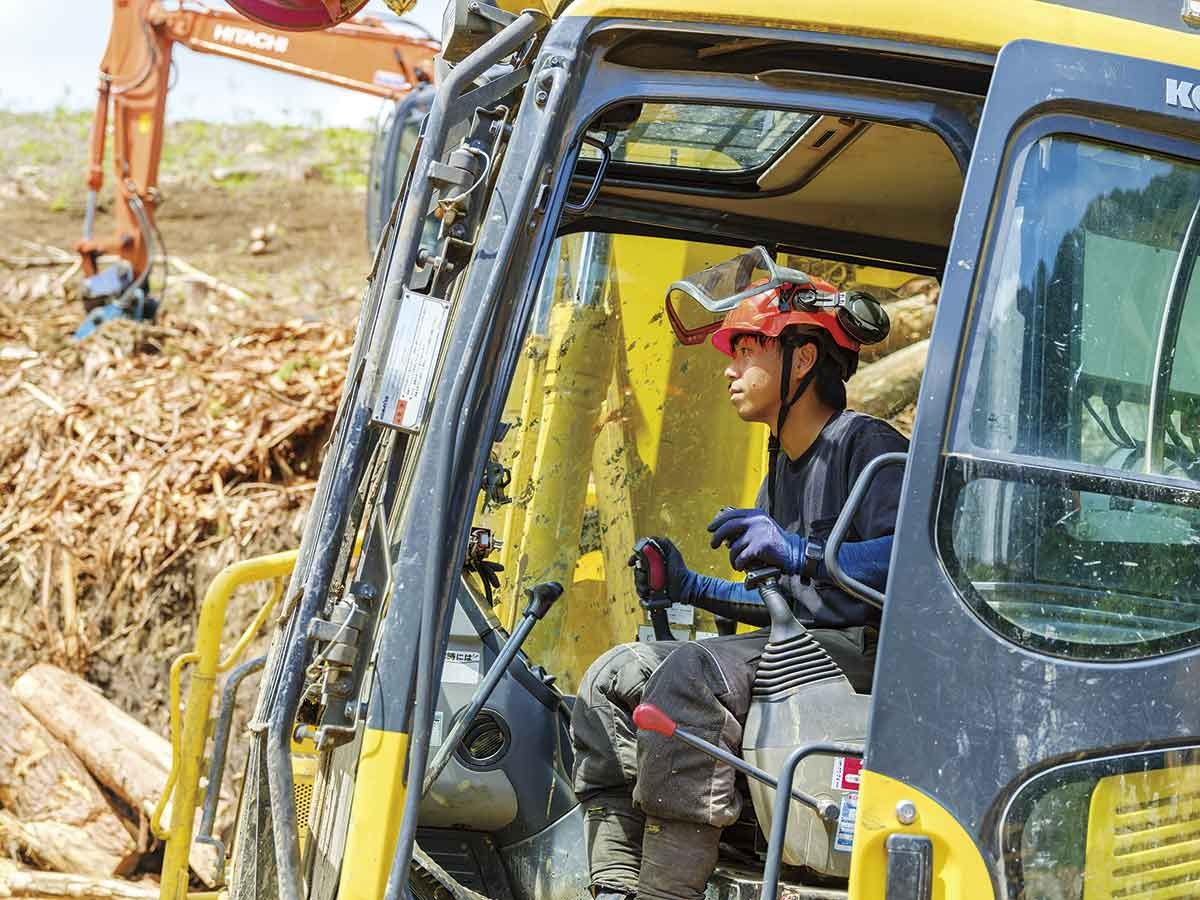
[226,0,369,30]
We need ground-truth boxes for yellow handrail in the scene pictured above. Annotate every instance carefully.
[156,549,299,900]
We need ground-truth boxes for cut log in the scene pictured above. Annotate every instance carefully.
[0,684,137,876]
[858,296,937,364]
[895,275,940,301]
[847,339,929,419]
[12,665,231,887]
[0,861,156,899]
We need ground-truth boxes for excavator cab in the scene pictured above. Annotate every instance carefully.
[155,3,1200,900]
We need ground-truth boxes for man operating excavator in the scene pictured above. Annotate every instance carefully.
[570,248,909,900]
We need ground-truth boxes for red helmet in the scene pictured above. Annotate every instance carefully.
[226,0,368,30]
[711,281,861,359]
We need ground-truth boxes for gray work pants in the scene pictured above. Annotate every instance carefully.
[570,626,876,826]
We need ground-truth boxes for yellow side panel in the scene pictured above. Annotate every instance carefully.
[1083,763,1200,900]
[291,744,320,855]
[559,0,1200,68]
[338,729,410,900]
[850,770,994,900]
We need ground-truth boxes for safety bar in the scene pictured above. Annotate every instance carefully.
[761,742,864,900]
[825,452,908,609]
[195,654,267,885]
[156,550,297,900]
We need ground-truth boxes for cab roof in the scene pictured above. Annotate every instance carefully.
[552,0,1200,69]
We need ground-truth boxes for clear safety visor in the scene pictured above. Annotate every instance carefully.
[664,246,832,345]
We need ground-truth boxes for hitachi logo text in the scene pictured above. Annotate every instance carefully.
[212,24,289,54]
[1166,77,1200,110]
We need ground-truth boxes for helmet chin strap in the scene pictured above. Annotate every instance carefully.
[767,337,819,514]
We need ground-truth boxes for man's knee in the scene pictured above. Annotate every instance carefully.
[578,642,669,710]
[573,641,674,795]
[643,640,755,725]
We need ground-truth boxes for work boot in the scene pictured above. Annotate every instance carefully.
[637,817,721,900]
[583,790,645,896]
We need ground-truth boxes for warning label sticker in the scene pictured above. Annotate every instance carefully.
[831,756,863,792]
[834,793,857,853]
[431,710,444,746]
[373,290,450,433]
[443,649,481,685]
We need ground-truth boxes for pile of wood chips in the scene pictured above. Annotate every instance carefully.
[0,254,353,894]
[0,255,352,693]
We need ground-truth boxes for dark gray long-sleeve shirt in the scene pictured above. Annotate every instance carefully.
[757,409,909,628]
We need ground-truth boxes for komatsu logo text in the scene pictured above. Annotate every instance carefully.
[212,24,289,54]
[1166,77,1200,111]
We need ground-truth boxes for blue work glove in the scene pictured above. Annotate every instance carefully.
[631,537,758,607]
[707,509,895,590]
[707,508,806,573]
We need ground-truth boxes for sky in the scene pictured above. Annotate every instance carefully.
[0,1,446,128]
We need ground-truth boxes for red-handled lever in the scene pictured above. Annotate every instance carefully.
[633,702,677,736]
[630,537,669,596]
[629,538,675,641]
[633,702,839,824]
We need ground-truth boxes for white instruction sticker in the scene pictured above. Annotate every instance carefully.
[431,710,444,747]
[834,793,858,853]
[667,603,695,626]
[373,289,451,433]
[443,649,481,684]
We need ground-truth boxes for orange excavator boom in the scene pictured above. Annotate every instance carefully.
[77,0,438,326]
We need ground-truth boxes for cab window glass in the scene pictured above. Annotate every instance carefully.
[580,103,814,172]
[475,233,767,690]
[1001,749,1200,900]
[474,233,928,688]
[942,134,1200,660]
[962,135,1200,475]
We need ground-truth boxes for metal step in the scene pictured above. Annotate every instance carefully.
[709,865,848,900]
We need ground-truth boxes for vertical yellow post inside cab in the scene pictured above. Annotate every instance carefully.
[481,232,766,691]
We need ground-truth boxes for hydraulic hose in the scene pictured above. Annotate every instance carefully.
[265,402,374,900]
[381,13,550,900]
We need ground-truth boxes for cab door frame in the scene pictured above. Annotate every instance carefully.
[861,38,1200,898]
